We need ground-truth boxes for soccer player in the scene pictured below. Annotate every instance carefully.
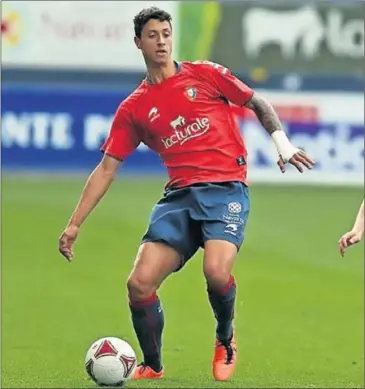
[58,7,315,382]
[339,200,364,256]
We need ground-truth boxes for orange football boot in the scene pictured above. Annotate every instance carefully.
[212,331,237,381]
[132,363,164,380]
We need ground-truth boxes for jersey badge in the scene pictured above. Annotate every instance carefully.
[185,87,197,101]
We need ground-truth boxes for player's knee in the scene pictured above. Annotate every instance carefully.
[203,262,231,290]
[127,273,157,301]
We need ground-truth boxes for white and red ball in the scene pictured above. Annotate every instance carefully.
[85,337,137,387]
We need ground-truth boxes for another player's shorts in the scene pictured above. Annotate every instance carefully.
[141,181,250,270]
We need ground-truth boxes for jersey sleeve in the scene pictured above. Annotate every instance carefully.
[101,101,140,161]
[196,61,254,107]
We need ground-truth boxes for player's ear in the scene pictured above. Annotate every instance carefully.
[134,36,142,50]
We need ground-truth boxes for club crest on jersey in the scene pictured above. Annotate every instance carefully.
[185,87,197,101]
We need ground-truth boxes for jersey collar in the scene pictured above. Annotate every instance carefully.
[146,61,182,85]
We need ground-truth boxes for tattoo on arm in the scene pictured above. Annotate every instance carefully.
[245,93,283,135]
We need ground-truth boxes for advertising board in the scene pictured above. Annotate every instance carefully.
[2,85,363,186]
[179,1,364,76]
[2,1,179,70]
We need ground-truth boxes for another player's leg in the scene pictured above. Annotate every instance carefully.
[203,240,238,381]
[127,241,181,380]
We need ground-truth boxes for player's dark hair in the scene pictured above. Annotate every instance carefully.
[133,7,172,38]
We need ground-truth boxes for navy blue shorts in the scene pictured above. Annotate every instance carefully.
[141,181,250,270]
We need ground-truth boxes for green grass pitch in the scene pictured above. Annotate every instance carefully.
[2,175,364,388]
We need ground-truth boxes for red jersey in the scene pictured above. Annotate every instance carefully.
[101,61,254,188]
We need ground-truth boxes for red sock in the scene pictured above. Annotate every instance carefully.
[129,292,158,308]
[209,275,236,296]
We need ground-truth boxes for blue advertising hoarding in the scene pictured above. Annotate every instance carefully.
[1,85,164,172]
[2,84,364,185]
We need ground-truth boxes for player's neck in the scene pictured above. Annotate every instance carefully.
[146,60,178,85]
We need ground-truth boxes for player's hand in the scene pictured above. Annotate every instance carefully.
[338,230,362,257]
[58,224,79,262]
[277,150,315,173]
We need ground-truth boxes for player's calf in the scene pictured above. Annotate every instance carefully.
[206,274,236,341]
[127,270,164,373]
[203,240,237,342]
[206,272,238,381]
[128,289,164,374]
[127,242,181,375]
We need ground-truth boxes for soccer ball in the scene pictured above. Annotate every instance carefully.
[85,337,137,387]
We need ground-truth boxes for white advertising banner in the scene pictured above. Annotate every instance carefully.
[1,1,179,70]
[256,91,364,124]
[241,91,364,186]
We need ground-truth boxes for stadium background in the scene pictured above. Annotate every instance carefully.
[2,1,364,388]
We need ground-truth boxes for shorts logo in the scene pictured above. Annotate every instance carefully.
[225,223,239,236]
[228,202,242,214]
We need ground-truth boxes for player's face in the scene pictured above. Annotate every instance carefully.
[135,19,172,65]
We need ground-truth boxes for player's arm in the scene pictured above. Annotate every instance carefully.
[244,93,315,173]
[58,155,120,261]
[199,61,315,173]
[58,103,140,262]
[338,200,364,257]
[69,155,120,227]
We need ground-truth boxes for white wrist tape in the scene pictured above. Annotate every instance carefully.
[271,131,299,162]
